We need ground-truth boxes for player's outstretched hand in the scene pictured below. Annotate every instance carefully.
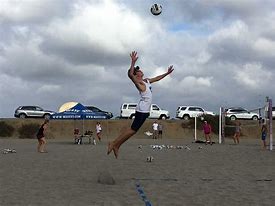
[130,51,138,64]
[167,65,174,75]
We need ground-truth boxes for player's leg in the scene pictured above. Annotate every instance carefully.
[107,112,148,158]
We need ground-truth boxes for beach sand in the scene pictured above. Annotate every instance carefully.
[0,137,274,206]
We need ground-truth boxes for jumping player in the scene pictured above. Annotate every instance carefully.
[107,51,174,158]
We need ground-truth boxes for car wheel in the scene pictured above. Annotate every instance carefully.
[252,116,258,120]
[130,114,135,119]
[183,115,190,120]
[19,113,26,119]
[160,115,167,120]
[230,116,236,121]
[44,114,51,119]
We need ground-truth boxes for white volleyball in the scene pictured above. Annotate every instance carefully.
[150,4,162,16]
[146,156,154,162]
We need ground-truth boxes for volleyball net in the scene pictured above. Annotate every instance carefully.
[218,97,273,151]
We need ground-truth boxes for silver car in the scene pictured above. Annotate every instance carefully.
[14,106,55,119]
[225,107,259,121]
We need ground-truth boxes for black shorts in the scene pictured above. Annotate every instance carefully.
[37,135,44,139]
[131,111,149,132]
[262,133,266,140]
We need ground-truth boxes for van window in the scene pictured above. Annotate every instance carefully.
[23,106,35,110]
[123,104,127,109]
[128,104,137,109]
[196,107,204,112]
[180,107,186,111]
[152,105,160,110]
[36,107,43,111]
[188,107,203,112]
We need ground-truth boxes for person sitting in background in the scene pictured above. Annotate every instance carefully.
[74,128,81,144]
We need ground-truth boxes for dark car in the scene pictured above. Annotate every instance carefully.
[14,106,55,119]
[85,106,113,119]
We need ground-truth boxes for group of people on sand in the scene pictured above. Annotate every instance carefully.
[231,121,268,149]
[202,120,268,149]
[36,51,270,156]
[152,121,163,139]
[37,120,103,153]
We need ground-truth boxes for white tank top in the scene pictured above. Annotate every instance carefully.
[136,79,152,113]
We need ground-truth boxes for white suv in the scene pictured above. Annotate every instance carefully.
[225,107,259,121]
[176,106,215,120]
[120,103,170,119]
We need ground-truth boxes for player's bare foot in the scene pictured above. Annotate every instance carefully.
[113,147,119,159]
[107,142,119,158]
[107,142,113,155]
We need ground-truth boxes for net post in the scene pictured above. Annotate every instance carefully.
[219,107,222,144]
[194,116,197,141]
[219,107,225,144]
[269,99,273,151]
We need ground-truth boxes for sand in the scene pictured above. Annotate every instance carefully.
[0,137,274,206]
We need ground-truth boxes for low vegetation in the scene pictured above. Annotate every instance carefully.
[18,123,40,139]
[0,121,15,137]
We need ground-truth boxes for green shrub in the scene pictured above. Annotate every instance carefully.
[181,118,195,129]
[0,121,15,137]
[224,118,236,137]
[18,123,40,139]
[200,115,235,136]
[198,115,219,134]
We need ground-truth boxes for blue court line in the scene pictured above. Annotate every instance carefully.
[135,182,152,206]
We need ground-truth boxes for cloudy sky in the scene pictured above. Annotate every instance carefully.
[0,0,274,118]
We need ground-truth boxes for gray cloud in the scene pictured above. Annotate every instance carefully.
[0,0,274,118]
[39,36,128,66]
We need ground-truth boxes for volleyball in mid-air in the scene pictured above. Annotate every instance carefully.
[150,4,162,16]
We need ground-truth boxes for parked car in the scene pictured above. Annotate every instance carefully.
[176,106,215,120]
[273,107,275,119]
[120,103,170,119]
[225,107,259,121]
[85,105,113,119]
[14,106,55,119]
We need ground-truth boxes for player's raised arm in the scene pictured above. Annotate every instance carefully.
[128,51,138,80]
[148,65,174,84]
[127,51,146,92]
